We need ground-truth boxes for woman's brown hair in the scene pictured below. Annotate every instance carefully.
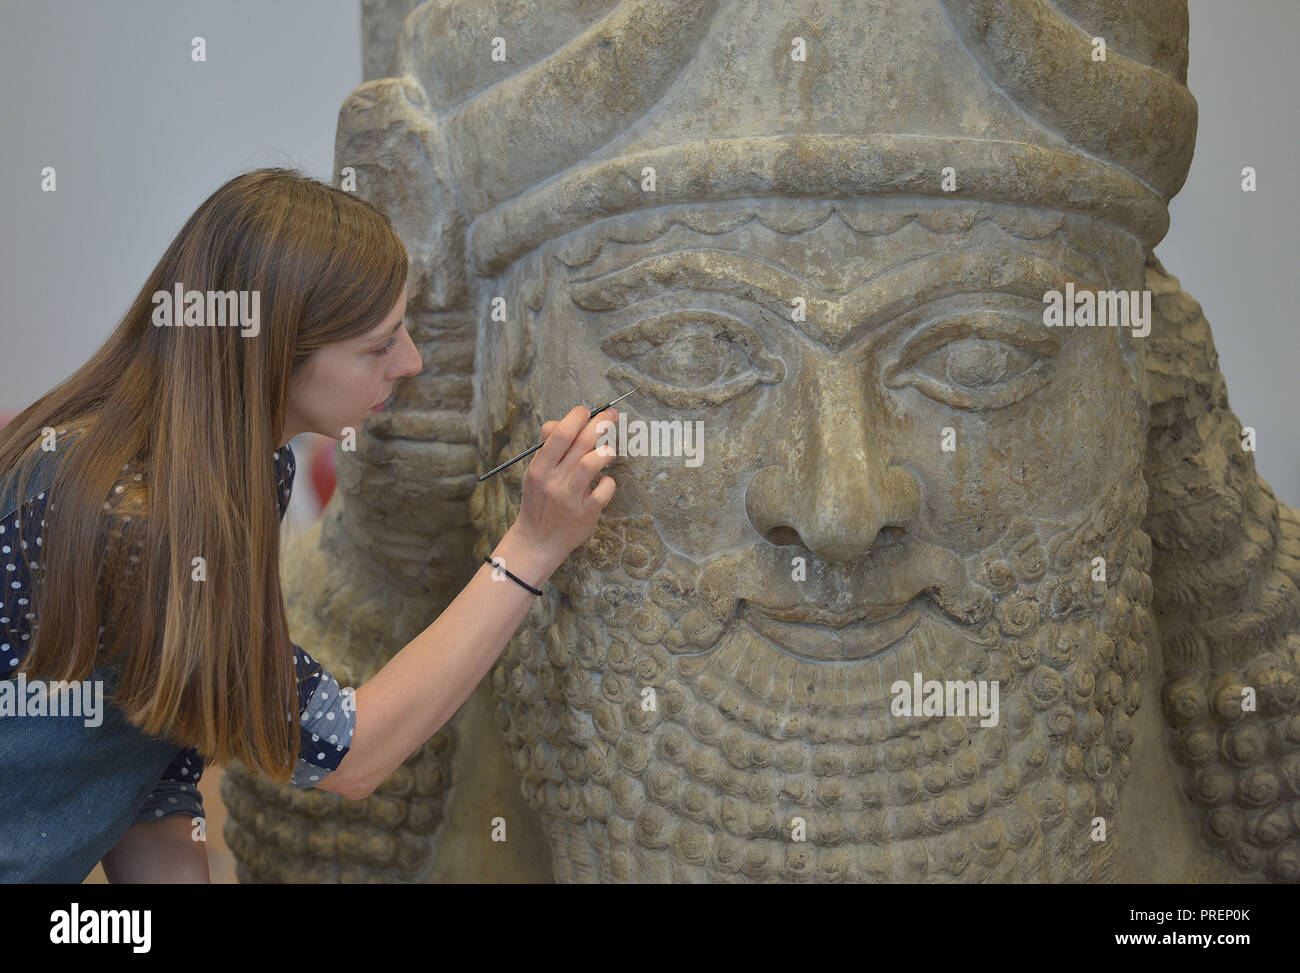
[0,167,407,782]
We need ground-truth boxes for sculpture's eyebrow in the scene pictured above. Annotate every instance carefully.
[569,248,1104,349]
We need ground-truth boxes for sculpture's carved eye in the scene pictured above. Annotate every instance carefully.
[883,314,1058,411]
[600,310,783,409]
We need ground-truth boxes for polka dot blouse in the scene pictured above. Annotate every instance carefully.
[0,442,357,831]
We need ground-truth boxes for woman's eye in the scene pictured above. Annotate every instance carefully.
[600,312,783,409]
[374,336,398,357]
[885,335,1054,410]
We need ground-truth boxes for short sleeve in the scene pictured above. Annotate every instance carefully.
[131,748,206,825]
[273,444,295,521]
[0,488,52,674]
[289,643,356,788]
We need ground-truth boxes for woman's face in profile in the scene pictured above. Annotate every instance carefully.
[281,286,420,444]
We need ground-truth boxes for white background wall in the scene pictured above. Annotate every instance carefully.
[0,0,1296,505]
[1160,0,1299,505]
[0,0,359,530]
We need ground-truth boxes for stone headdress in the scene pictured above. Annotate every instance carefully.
[341,0,1196,304]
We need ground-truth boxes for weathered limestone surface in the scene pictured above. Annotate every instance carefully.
[222,0,1299,882]
[361,0,422,83]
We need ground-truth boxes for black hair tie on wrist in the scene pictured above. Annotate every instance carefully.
[484,554,544,595]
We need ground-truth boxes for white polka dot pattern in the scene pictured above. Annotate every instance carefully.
[1,442,357,838]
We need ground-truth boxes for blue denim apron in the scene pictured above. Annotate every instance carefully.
[0,444,188,882]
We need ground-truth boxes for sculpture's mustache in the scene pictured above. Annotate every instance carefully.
[696,536,993,629]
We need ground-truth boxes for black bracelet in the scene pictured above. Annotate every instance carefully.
[484,554,543,596]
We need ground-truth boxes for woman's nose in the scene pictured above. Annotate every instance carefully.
[397,328,423,377]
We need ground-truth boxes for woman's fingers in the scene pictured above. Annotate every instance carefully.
[586,475,616,512]
[515,406,621,561]
[533,406,589,475]
[570,437,619,488]
[556,413,618,500]
[556,408,618,479]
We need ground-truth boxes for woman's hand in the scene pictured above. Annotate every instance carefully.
[511,405,619,564]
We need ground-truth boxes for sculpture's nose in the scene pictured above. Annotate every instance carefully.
[745,355,920,563]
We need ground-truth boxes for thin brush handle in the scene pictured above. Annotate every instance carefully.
[477,389,636,481]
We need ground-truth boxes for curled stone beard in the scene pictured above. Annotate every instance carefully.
[490,453,1154,883]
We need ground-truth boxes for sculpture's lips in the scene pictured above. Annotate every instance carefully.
[741,599,924,661]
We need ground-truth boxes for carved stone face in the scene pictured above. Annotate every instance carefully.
[480,197,1157,881]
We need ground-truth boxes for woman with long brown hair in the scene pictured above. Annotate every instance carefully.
[0,168,618,882]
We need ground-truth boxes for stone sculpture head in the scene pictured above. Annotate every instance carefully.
[444,0,1192,882]
[309,0,1300,884]
[220,0,1300,884]
[473,198,1157,882]
[385,0,1195,882]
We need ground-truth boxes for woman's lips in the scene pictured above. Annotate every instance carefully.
[741,599,925,660]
